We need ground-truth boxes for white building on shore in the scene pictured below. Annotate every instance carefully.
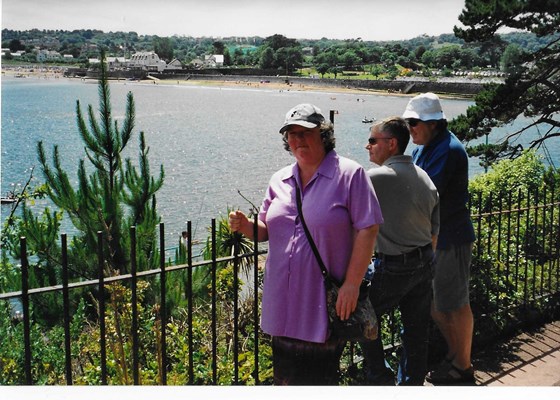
[128,51,167,72]
[36,49,62,62]
[204,54,224,67]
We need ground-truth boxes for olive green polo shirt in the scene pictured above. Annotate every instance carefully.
[368,155,439,255]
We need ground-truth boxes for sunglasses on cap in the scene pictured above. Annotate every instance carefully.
[406,118,422,127]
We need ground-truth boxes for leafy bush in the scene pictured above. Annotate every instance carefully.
[469,150,546,201]
[468,150,560,341]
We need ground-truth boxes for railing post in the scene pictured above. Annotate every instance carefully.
[476,191,483,261]
[505,192,513,294]
[532,188,539,301]
[61,234,72,385]
[552,183,559,292]
[97,231,107,384]
[131,226,140,385]
[514,188,523,298]
[159,223,167,385]
[540,186,547,295]
[546,184,554,292]
[496,196,503,314]
[21,237,32,385]
[486,193,493,309]
[233,231,240,384]
[556,183,560,292]
[187,221,194,384]
[211,218,218,384]
[252,214,260,384]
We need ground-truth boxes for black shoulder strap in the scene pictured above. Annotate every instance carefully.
[295,185,329,280]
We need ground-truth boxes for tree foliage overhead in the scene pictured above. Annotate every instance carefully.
[450,0,560,164]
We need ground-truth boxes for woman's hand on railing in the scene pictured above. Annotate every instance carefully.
[228,210,248,234]
[229,210,269,242]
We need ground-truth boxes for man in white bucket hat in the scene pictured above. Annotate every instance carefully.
[403,93,476,385]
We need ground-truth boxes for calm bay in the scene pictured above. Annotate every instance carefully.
[1,76,555,252]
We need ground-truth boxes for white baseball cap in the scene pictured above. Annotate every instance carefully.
[402,92,446,121]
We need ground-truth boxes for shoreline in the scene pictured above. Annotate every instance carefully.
[141,76,412,96]
[139,75,475,99]
[1,67,474,99]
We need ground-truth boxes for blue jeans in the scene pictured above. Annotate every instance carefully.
[360,249,433,385]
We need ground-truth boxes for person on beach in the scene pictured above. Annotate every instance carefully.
[360,117,439,385]
[228,103,383,385]
[403,92,476,384]
[180,231,189,249]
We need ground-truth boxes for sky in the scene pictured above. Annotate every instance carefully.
[1,0,467,41]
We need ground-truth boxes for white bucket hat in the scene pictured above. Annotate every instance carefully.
[279,103,325,133]
[402,92,446,121]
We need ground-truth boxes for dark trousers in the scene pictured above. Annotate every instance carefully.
[360,250,433,385]
[272,336,345,385]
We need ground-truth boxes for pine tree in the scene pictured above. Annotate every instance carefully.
[37,51,164,278]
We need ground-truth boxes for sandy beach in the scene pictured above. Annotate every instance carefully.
[141,76,403,96]
[1,66,379,94]
[1,66,472,99]
[155,77,481,100]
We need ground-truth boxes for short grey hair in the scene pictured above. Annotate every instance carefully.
[371,117,410,155]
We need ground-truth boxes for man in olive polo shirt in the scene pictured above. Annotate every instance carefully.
[361,117,439,385]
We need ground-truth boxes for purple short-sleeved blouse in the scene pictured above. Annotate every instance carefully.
[258,151,383,343]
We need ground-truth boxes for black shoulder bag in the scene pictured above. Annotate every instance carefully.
[295,185,378,342]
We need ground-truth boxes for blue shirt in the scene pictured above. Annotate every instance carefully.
[412,129,475,249]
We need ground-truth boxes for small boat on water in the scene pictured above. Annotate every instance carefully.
[1,192,16,204]
[362,117,375,123]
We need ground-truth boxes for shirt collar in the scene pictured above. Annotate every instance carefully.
[383,154,412,166]
[281,150,338,184]
[425,129,449,149]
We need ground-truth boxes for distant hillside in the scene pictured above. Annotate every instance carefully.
[2,28,553,59]
[3,28,557,80]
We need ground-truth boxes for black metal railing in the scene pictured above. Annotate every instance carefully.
[1,217,266,385]
[468,185,560,342]
[1,187,559,385]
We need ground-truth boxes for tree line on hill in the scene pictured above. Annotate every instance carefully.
[0,27,554,77]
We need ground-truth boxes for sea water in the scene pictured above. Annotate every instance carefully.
[1,76,556,250]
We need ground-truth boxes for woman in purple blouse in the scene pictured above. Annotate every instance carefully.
[229,103,383,385]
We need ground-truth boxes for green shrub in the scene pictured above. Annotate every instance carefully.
[469,150,560,341]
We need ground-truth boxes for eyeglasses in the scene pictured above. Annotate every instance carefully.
[367,137,393,145]
[406,118,422,127]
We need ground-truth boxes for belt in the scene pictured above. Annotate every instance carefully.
[376,243,432,264]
